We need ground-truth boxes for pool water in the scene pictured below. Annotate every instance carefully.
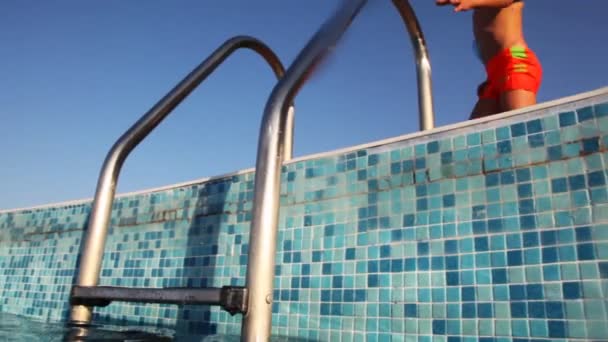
[0,312,172,341]
[0,312,314,341]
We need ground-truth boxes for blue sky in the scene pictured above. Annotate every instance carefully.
[1,1,606,210]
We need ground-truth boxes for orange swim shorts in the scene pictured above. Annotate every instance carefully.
[478,46,543,100]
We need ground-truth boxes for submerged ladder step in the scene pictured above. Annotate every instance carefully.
[70,286,247,315]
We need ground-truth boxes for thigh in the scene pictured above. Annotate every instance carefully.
[499,89,536,112]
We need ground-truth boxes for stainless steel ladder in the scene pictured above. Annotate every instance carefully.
[68,1,435,341]
[67,35,294,336]
[241,1,434,339]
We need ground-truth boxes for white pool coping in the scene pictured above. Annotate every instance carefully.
[2,86,607,214]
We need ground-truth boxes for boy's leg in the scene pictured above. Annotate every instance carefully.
[499,89,536,112]
[470,98,499,120]
[470,80,499,120]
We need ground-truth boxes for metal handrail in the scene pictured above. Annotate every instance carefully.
[242,1,435,340]
[69,35,292,326]
[392,0,435,130]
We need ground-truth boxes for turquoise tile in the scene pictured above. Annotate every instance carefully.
[461,320,476,335]
[479,319,493,335]
[438,138,452,151]
[415,143,426,157]
[584,154,603,170]
[480,129,496,143]
[559,245,576,262]
[531,165,548,180]
[496,126,510,141]
[477,286,492,301]
[513,152,529,166]
[544,130,561,145]
[563,141,581,157]
[495,319,510,335]
[596,242,608,258]
[529,320,548,337]
[561,264,579,280]
[584,300,606,319]
[512,319,529,337]
[587,320,608,339]
[467,132,481,146]
[595,101,608,117]
[390,150,401,162]
[580,262,600,279]
[511,135,528,151]
[599,117,608,130]
[567,302,585,319]
[568,321,587,339]
[483,158,499,172]
[497,155,513,169]
[526,265,543,282]
[543,114,559,130]
[446,319,460,335]
[400,146,414,159]
[509,267,525,282]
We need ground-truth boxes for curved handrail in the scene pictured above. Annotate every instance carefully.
[392,0,435,130]
[242,1,434,340]
[69,35,291,325]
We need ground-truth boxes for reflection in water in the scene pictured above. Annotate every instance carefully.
[0,312,171,341]
[0,312,316,341]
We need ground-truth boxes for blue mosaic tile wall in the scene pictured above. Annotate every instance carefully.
[1,90,608,341]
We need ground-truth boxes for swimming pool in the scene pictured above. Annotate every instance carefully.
[1,88,608,341]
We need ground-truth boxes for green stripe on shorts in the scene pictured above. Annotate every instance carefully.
[510,46,528,59]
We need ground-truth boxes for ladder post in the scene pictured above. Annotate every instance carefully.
[241,2,368,340]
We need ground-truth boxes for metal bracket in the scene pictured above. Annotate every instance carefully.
[220,286,248,315]
[70,285,247,315]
